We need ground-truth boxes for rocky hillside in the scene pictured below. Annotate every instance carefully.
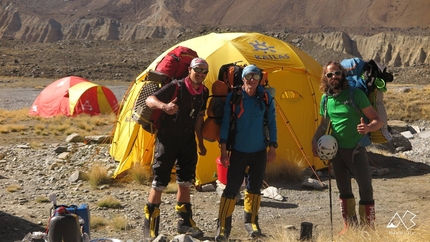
[1,0,430,76]
[1,0,430,41]
[305,32,430,67]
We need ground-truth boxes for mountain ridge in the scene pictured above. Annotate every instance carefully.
[1,0,429,43]
[1,0,430,82]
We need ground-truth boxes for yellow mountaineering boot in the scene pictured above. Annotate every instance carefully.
[142,203,160,241]
[244,191,265,238]
[215,195,236,242]
[176,203,204,238]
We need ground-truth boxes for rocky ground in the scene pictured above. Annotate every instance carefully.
[0,125,430,242]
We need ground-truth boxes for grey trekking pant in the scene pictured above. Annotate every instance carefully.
[331,146,374,202]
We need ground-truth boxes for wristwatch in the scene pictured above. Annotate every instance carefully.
[269,142,278,148]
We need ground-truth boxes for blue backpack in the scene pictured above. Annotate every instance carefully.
[340,58,369,93]
[340,57,394,95]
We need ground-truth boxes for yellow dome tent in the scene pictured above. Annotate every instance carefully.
[110,32,325,185]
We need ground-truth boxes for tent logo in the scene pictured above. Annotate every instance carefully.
[57,80,67,87]
[386,210,416,230]
[249,40,276,54]
[30,105,38,113]
[82,100,93,111]
[249,40,290,60]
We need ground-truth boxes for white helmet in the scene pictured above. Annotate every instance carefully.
[317,135,338,160]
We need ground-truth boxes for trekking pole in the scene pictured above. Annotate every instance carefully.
[327,161,333,241]
[49,193,57,216]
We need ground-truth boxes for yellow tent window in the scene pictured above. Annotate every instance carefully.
[281,90,302,99]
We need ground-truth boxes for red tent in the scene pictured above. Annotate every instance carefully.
[29,76,119,117]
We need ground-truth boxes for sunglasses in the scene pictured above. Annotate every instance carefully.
[193,67,209,74]
[244,73,261,81]
[325,70,342,78]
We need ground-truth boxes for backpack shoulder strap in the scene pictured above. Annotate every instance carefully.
[230,86,244,118]
[348,87,363,116]
[156,80,181,125]
[348,87,373,146]
[262,90,271,144]
[171,79,181,100]
[263,90,270,107]
[323,93,328,118]
[322,93,331,131]
[226,87,243,152]
[263,89,270,123]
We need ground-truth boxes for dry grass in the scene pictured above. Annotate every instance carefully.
[96,196,122,209]
[384,85,430,122]
[165,182,179,194]
[128,163,153,185]
[264,223,430,242]
[35,196,50,203]
[87,163,113,188]
[90,214,131,232]
[6,184,21,192]
[265,156,305,182]
[111,215,132,231]
[0,124,28,134]
[90,215,109,229]
[0,108,117,145]
[0,108,31,123]
[0,108,31,134]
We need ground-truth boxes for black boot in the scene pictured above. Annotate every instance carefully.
[142,203,160,241]
[215,195,236,242]
[176,203,204,238]
[243,191,265,238]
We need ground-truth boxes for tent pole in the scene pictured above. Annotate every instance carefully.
[275,99,324,184]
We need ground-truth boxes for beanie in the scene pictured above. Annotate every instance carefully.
[242,65,261,79]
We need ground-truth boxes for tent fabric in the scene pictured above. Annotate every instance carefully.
[29,76,119,117]
[110,32,325,185]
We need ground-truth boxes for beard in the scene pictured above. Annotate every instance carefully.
[327,77,345,93]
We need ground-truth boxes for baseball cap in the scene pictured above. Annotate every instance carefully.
[242,64,261,79]
[190,58,209,68]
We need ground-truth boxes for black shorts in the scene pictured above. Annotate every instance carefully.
[152,130,197,187]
